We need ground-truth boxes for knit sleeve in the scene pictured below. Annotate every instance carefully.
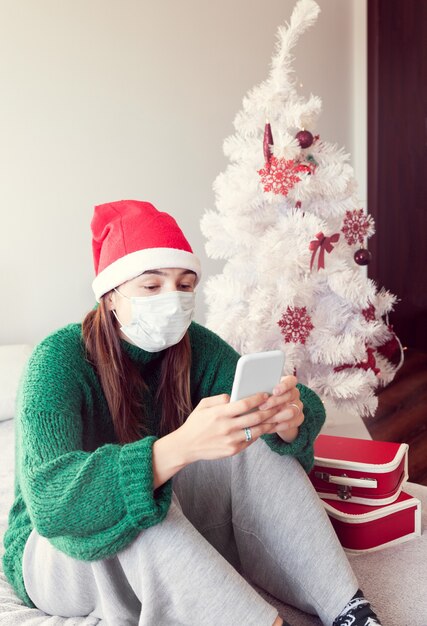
[17,335,172,561]
[200,332,325,473]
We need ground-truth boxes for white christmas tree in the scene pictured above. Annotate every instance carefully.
[200,0,404,419]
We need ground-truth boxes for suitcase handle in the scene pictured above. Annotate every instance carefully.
[315,472,378,489]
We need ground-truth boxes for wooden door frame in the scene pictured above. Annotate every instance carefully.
[367,0,379,282]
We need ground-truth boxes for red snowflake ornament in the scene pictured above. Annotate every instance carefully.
[258,156,303,196]
[341,209,374,246]
[277,306,314,344]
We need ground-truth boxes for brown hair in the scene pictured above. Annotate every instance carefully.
[81,294,193,444]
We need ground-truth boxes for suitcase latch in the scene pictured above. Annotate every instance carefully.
[337,479,352,501]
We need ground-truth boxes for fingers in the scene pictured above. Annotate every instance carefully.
[223,389,302,431]
[198,393,230,409]
[200,391,303,441]
[259,386,300,411]
[274,401,305,431]
[233,420,277,447]
[223,391,270,419]
[233,399,304,434]
[231,405,279,430]
[273,375,298,396]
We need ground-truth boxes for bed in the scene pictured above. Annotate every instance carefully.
[1,345,426,625]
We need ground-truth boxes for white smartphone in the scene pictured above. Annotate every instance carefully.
[230,350,285,411]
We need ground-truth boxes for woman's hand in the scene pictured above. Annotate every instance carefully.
[153,383,304,488]
[258,375,304,443]
[176,392,280,464]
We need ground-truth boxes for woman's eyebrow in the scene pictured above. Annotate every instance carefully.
[140,270,196,277]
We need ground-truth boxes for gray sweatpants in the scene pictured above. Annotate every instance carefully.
[22,438,359,626]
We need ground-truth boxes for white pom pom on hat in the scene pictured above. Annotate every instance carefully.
[91,200,202,302]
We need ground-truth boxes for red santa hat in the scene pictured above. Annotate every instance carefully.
[91,200,202,301]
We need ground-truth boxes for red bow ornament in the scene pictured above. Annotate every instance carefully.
[334,347,381,377]
[309,231,340,271]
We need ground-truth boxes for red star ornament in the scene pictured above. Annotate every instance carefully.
[277,306,314,344]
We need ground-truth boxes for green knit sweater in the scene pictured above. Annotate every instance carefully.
[2,320,326,608]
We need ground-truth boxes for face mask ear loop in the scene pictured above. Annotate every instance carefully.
[111,288,128,327]
[114,287,131,300]
[111,309,124,327]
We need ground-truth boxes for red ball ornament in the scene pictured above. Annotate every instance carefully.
[296,130,314,149]
[354,248,372,265]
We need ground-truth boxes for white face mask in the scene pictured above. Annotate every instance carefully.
[112,289,196,353]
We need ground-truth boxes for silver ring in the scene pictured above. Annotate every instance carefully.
[244,427,252,442]
[288,402,301,415]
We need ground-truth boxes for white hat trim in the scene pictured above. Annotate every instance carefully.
[92,247,202,301]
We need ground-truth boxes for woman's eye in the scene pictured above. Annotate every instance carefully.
[180,284,193,289]
[143,286,159,290]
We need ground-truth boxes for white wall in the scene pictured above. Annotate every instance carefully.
[0,0,366,345]
[351,0,367,207]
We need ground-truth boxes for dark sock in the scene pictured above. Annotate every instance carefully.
[333,588,381,625]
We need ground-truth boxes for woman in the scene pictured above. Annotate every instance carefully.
[2,200,381,625]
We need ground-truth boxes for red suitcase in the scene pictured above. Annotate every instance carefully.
[310,435,409,506]
[322,491,422,552]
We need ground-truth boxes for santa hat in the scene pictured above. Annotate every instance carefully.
[91,200,202,301]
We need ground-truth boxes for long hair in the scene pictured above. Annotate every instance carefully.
[81,294,193,444]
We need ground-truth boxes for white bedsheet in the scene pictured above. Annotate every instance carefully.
[0,419,15,541]
[0,419,103,625]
